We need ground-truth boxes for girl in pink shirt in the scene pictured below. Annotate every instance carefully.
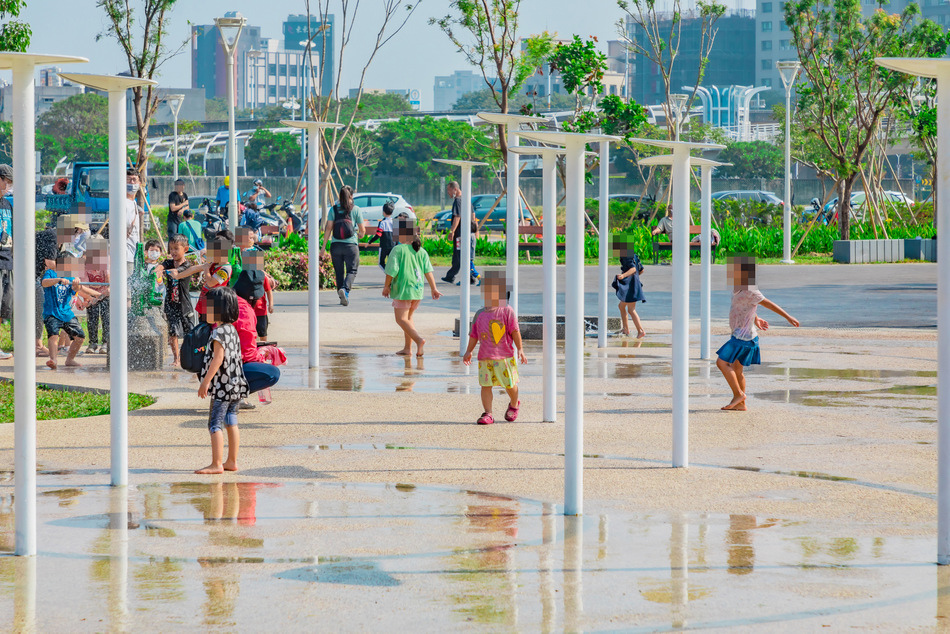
[462,271,528,425]
[717,256,799,411]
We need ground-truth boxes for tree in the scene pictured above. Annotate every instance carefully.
[617,0,726,139]
[97,0,187,178]
[0,0,30,52]
[37,93,109,142]
[785,0,950,238]
[336,92,413,122]
[432,2,552,157]
[452,88,576,112]
[205,98,228,122]
[245,129,301,176]
[339,126,379,188]
[375,117,498,181]
[715,141,784,179]
[549,35,607,113]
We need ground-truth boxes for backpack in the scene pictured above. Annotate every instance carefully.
[332,204,355,240]
[180,322,213,374]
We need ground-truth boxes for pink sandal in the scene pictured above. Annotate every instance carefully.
[477,412,494,425]
[504,401,520,422]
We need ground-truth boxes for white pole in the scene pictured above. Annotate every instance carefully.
[542,151,557,423]
[460,166,473,356]
[937,70,950,564]
[598,141,610,348]
[308,129,320,368]
[227,50,238,232]
[700,164,712,360]
[564,140,585,515]
[12,60,36,556]
[782,84,793,264]
[109,89,129,487]
[671,146,690,468]
[507,123,520,317]
[172,110,179,181]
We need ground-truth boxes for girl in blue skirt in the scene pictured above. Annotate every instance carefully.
[717,256,799,411]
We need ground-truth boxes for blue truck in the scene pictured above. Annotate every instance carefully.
[45,162,112,231]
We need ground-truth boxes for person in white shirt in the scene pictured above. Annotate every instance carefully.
[125,169,144,264]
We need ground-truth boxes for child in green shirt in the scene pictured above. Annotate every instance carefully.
[383,217,442,357]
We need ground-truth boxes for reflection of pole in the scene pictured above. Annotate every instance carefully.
[109,488,129,631]
[460,166,473,356]
[671,146,690,468]
[540,503,556,630]
[597,141,610,348]
[700,164,712,360]
[671,514,689,629]
[563,516,584,632]
[13,556,36,632]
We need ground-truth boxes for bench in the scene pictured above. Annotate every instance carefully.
[651,225,718,264]
[357,223,381,251]
[517,225,566,253]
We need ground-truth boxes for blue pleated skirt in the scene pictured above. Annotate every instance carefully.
[716,336,761,366]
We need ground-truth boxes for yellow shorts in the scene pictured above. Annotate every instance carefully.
[478,357,519,389]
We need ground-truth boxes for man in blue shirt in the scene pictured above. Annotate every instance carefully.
[216,175,231,212]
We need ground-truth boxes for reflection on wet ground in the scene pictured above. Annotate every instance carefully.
[0,479,942,630]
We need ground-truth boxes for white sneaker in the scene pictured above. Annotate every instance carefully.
[0,350,11,360]
[85,344,99,355]
[98,345,108,355]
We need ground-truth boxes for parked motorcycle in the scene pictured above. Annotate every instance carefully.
[196,197,227,240]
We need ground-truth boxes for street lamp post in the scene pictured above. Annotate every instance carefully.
[777,60,801,264]
[669,93,689,141]
[215,12,247,233]
[166,94,184,181]
[2,52,87,558]
[282,120,343,368]
[876,57,950,565]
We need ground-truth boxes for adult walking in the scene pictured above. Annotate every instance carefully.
[440,180,477,285]
[320,185,364,306]
[383,217,442,357]
[125,168,145,266]
[167,178,189,239]
[0,164,12,360]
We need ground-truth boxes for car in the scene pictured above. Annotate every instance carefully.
[351,192,415,223]
[711,190,784,206]
[434,194,518,232]
[821,191,913,214]
[610,193,655,205]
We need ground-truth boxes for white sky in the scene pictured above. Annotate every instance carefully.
[8,0,734,110]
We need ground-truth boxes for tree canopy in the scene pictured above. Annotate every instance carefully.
[245,129,301,175]
[0,0,30,52]
[37,93,109,142]
[715,141,784,179]
[374,116,498,181]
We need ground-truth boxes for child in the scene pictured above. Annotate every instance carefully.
[185,236,233,322]
[382,217,442,357]
[42,252,101,369]
[611,235,646,338]
[235,226,258,252]
[368,200,396,271]
[144,238,166,296]
[462,271,527,425]
[241,250,274,339]
[716,255,799,411]
[196,286,249,474]
[162,234,198,366]
[84,236,110,355]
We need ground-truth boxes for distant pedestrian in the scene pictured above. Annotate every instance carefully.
[177,208,204,254]
[611,235,646,338]
[216,176,231,213]
[0,163,13,359]
[716,255,799,411]
[462,271,528,425]
[441,180,479,285]
[167,179,189,238]
[367,200,396,271]
[320,185,364,306]
[382,217,442,357]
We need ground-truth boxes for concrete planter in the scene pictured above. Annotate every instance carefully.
[832,239,905,264]
[454,315,622,340]
[904,238,937,262]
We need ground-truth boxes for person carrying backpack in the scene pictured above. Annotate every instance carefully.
[320,185,364,306]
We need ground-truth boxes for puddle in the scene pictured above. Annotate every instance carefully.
[0,479,940,631]
[754,384,937,407]
[752,365,936,381]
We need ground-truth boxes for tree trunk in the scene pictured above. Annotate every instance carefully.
[839,175,859,241]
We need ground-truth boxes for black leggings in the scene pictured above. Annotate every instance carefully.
[330,242,359,293]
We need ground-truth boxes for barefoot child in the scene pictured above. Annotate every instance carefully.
[196,286,248,474]
[611,235,646,338]
[42,252,101,369]
[84,236,110,355]
[462,271,528,425]
[716,255,799,411]
[162,234,198,366]
[383,217,442,357]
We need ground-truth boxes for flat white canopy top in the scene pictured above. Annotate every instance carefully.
[629,137,725,151]
[519,130,621,147]
[432,159,489,168]
[638,155,730,167]
[477,112,546,126]
[0,52,87,69]
[875,57,950,78]
[58,73,156,92]
[509,145,566,156]
[281,119,344,131]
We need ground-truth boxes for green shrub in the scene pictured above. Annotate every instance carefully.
[264,247,335,290]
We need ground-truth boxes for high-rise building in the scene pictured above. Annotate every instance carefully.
[282,14,335,98]
[40,67,63,88]
[628,10,756,106]
[191,18,263,105]
[433,70,483,111]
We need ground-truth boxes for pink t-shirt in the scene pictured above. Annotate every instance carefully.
[469,305,519,360]
[729,287,765,341]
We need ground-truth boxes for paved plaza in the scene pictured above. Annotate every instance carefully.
[0,262,943,630]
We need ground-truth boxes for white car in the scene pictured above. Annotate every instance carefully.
[351,192,415,223]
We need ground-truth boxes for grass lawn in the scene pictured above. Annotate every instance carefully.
[0,382,155,423]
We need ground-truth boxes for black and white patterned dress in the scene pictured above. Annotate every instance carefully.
[199,323,249,402]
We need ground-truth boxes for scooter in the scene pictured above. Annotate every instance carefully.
[196,197,227,240]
